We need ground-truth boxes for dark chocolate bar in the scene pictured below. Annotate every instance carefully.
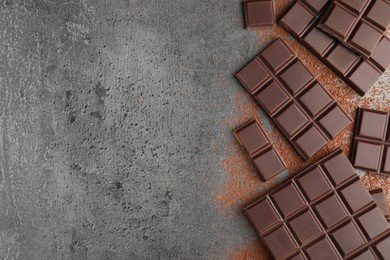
[318,0,390,59]
[370,189,389,220]
[243,0,276,29]
[235,38,352,160]
[245,149,390,259]
[350,108,390,175]
[233,118,286,181]
[280,0,390,96]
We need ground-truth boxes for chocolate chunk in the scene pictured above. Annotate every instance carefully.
[245,149,390,259]
[369,189,389,220]
[280,0,390,96]
[351,108,390,174]
[318,0,390,58]
[235,38,351,160]
[233,118,286,181]
[243,0,275,29]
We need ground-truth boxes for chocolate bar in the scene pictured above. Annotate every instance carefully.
[233,118,286,181]
[318,0,390,59]
[245,149,390,259]
[235,38,351,160]
[370,189,390,220]
[243,0,275,29]
[350,108,390,175]
[280,0,390,96]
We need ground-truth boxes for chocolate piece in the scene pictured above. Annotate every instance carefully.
[245,149,390,259]
[370,189,390,220]
[280,0,390,96]
[351,108,390,174]
[243,0,275,29]
[235,38,351,160]
[318,0,390,58]
[233,118,286,181]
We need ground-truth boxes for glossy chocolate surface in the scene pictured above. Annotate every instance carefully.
[245,149,390,259]
[243,0,275,29]
[318,0,390,58]
[235,38,351,160]
[280,0,389,96]
[351,108,390,175]
[233,118,286,181]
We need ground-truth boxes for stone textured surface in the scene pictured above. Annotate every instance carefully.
[0,0,261,259]
[0,0,388,259]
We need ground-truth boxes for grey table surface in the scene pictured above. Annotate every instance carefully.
[0,0,265,259]
[0,0,389,259]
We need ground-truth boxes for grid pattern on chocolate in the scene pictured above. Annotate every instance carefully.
[233,118,287,181]
[318,0,390,58]
[243,0,275,29]
[280,0,389,96]
[351,108,390,175]
[235,38,351,160]
[245,149,390,259]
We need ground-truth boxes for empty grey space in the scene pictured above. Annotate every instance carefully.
[0,0,265,259]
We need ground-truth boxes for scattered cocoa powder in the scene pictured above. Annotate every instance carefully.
[215,11,390,258]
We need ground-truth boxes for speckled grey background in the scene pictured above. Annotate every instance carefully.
[2,0,389,259]
[0,0,265,259]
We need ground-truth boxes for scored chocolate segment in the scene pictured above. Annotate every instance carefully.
[234,58,270,94]
[314,194,349,229]
[298,83,333,117]
[369,189,390,220]
[235,38,351,160]
[289,253,306,260]
[370,37,390,71]
[280,0,390,96]
[374,237,390,258]
[296,166,333,202]
[245,198,281,234]
[233,118,286,181]
[318,0,390,58]
[339,180,374,213]
[260,39,295,72]
[330,221,366,256]
[288,209,323,243]
[243,0,275,29]
[356,207,389,239]
[354,249,377,260]
[351,108,390,175]
[263,226,298,258]
[305,237,341,259]
[244,149,390,259]
[316,104,353,139]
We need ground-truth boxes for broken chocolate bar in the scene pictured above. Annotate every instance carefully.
[233,118,286,181]
[280,0,390,96]
[235,38,352,160]
[318,0,390,59]
[351,108,390,175]
[245,149,390,259]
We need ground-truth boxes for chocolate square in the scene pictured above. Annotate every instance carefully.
[275,103,310,138]
[235,58,270,94]
[243,0,275,29]
[271,183,306,217]
[330,221,366,256]
[263,226,298,258]
[296,166,332,202]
